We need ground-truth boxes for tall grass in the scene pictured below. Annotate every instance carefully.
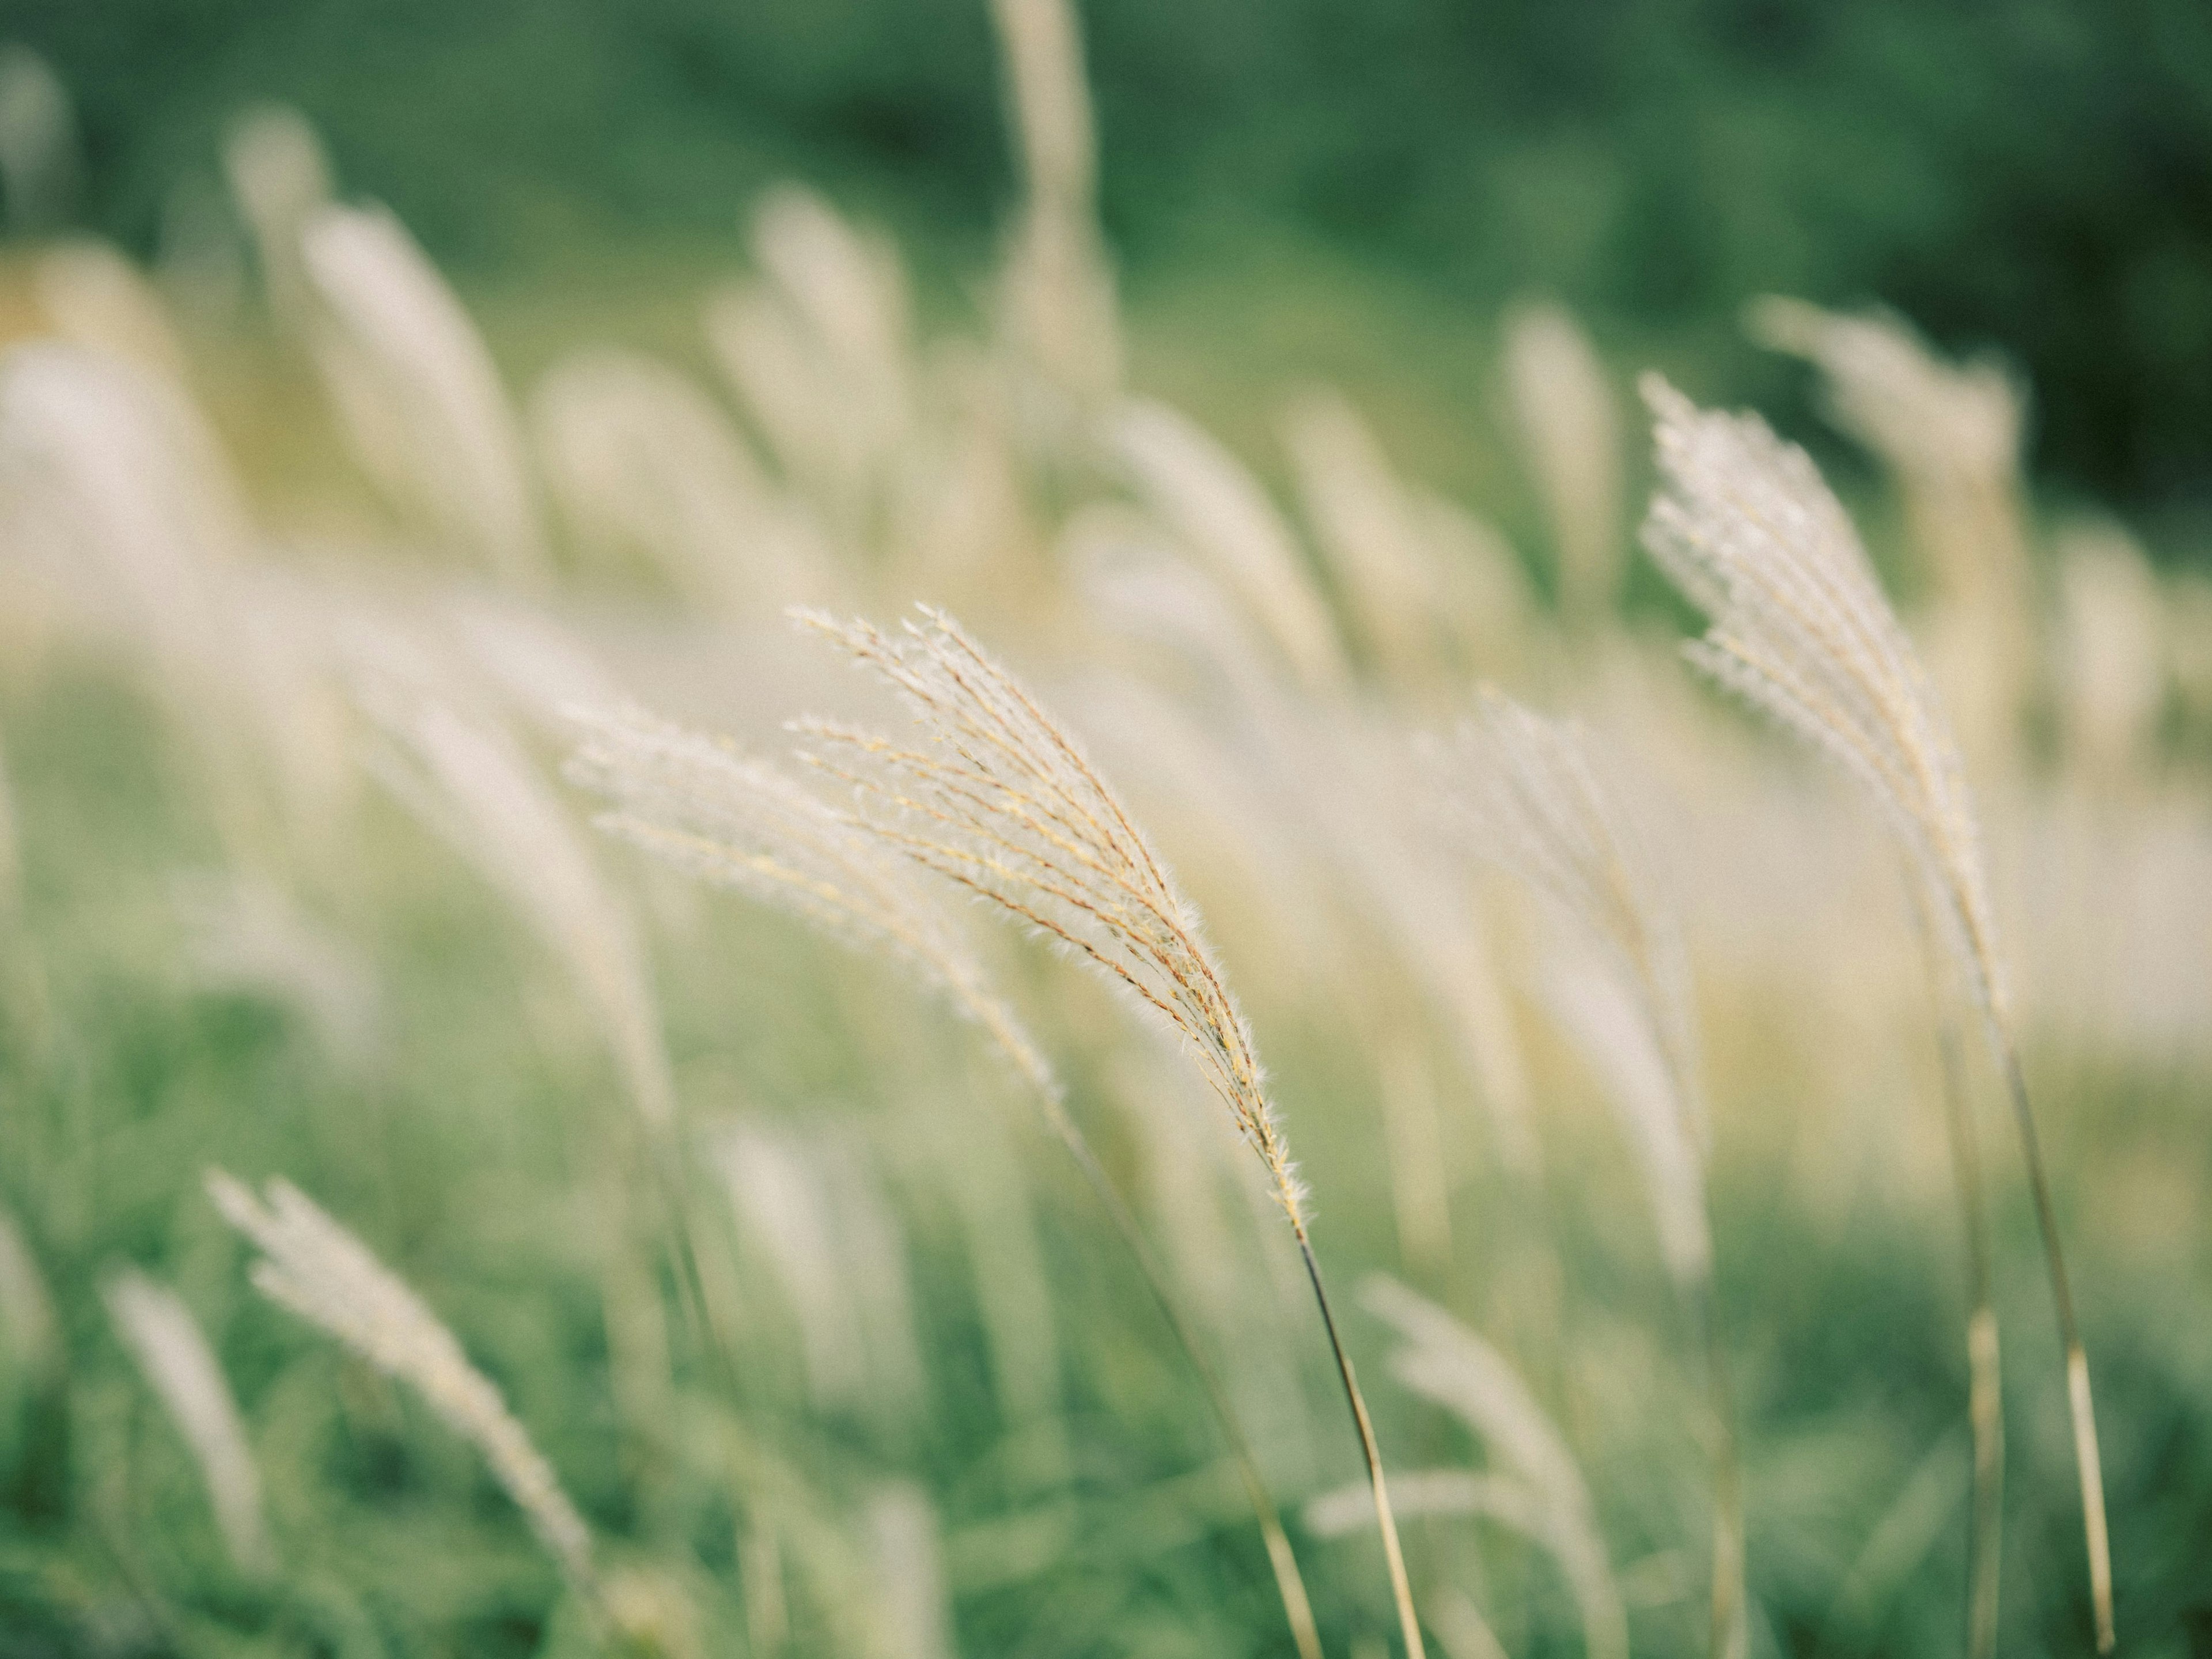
[0,0,2192,1653]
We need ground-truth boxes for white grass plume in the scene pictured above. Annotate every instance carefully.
[103,1269,272,1577]
[1502,303,1620,628]
[1641,376,2114,1652]
[1442,690,1703,1149]
[1109,401,1350,693]
[2053,520,2166,780]
[717,1120,926,1432]
[704,187,914,532]
[172,872,382,1077]
[0,47,79,233]
[795,604,1301,1219]
[566,703,1048,1093]
[1747,300,2025,599]
[223,105,332,326]
[0,343,264,838]
[358,687,673,1131]
[1440,686,1734,1655]
[1748,299,2033,762]
[751,186,915,441]
[35,241,191,386]
[302,204,550,586]
[207,1171,597,1599]
[570,692,1326,1659]
[797,601,1426,1659]
[1282,389,1452,683]
[991,0,1121,405]
[528,347,840,615]
[1642,377,2005,1031]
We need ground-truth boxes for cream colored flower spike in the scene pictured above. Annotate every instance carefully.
[793,604,1300,1219]
[208,1171,596,1601]
[1640,375,2006,1031]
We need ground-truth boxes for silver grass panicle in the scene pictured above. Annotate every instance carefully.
[795,603,1426,1659]
[913,1093,1066,1475]
[1641,377,2115,1652]
[300,204,551,586]
[223,106,332,327]
[568,699,1326,1659]
[528,347,842,616]
[990,0,1122,408]
[1747,300,2028,612]
[2052,521,2166,783]
[35,241,191,386]
[1502,303,1621,631]
[172,873,382,1077]
[715,1119,927,1432]
[703,187,914,535]
[0,343,260,842]
[1748,300,2033,763]
[0,47,79,234]
[1282,390,1460,687]
[207,1172,599,1606]
[1440,690,1739,1659]
[1412,495,1542,680]
[750,187,916,452]
[1307,1278,1626,1659]
[1074,535,1540,1176]
[1109,400,1351,693]
[103,1269,273,1578]
[1444,691,1703,1151]
[358,688,674,1134]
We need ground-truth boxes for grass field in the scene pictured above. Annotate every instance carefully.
[0,9,2209,1658]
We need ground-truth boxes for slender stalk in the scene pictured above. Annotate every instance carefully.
[1693,1282,1747,1659]
[1993,1040,2113,1653]
[967,999,1324,1659]
[1912,889,2005,1659]
[1293,1219,1426,1659]
[1937,1006,2005,1659]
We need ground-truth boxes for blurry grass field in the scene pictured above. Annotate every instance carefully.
[1,7,2211,1659]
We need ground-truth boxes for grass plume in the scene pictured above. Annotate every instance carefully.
[792,602,1423,1659]
[1642,375,2114,1652]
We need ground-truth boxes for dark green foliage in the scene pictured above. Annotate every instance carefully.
[7,0,2212,511]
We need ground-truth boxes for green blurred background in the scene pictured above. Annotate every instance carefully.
[9,0,2212,531]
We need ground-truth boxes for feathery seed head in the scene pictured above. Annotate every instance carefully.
[793,604,1304,1218]
[566,702,1056,1100]
[1441,688,1703,1139]
[358,687,674,1131]
[1639,376,2008,1028]
[208,1171,596,1595]
[104,1269,273,1577]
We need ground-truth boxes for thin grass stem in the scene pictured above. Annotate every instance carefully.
[1293,1221,1427,1659]
[963,996,1325,1659]
[1994,1040,2113,1653]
